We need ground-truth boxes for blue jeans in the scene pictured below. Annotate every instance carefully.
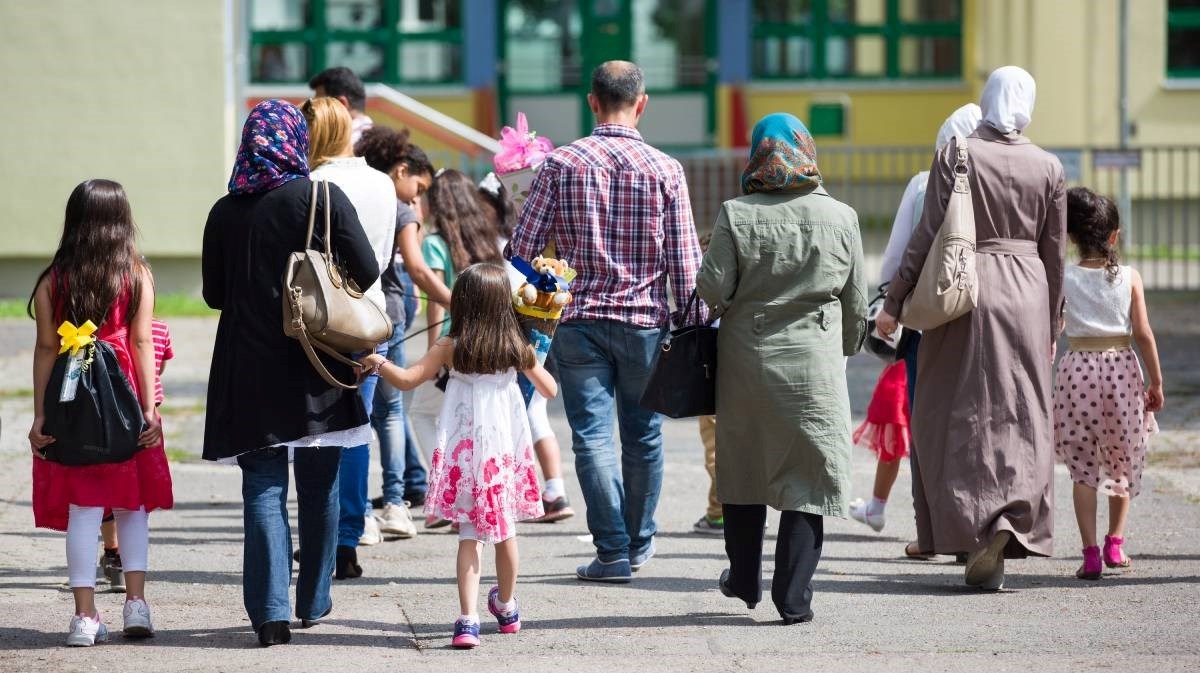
[338,343,386,547]
[551,320,665,563]
[239,445,341,629]
[371,325,427,505]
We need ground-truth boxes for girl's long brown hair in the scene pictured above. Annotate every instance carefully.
[27,179,144,325]
[448,263,535,375]
[425,169,502,272]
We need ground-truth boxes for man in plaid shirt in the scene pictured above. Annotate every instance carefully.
[510,61,704,583]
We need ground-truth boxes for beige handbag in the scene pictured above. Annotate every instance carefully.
[282,180,393,389]
[900,135,978,331]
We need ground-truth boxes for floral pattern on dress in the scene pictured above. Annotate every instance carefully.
[424,370,543,543]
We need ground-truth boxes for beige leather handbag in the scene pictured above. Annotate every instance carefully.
[282,180,393,389]
[900,135,978,331]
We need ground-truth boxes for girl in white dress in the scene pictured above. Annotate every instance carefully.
[362,262,556,649]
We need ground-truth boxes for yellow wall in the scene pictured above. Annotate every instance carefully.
[734,0,1200,149]
[0,1,230,258]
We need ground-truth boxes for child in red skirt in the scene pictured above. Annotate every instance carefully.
[848,361,911,533]
[1057,187,1162,580]
[27,180,174,646]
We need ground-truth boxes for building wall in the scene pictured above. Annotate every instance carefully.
[0,1,230,262]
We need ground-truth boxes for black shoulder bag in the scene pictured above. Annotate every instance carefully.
[639,291,718,418]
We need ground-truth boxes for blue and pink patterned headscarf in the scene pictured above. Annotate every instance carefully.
[740,113,822,195]
[228,99,309,195]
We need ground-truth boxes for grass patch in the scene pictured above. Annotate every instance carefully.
[154,293,216,317]
[0,293,213,319]
[0,388,33,399]
[165,447,196,463]
[0,299,28,318]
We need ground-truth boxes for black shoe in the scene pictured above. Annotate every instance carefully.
[334,545,362,580]
[403,491,426,508]
[781,613,814,625]
[718,569,758,609]
[300,601,332,628]
[370,496,384,510]
[257,620,291,646]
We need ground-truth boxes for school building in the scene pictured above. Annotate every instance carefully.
[2,0,1198,295]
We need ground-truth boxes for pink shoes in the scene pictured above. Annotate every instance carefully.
[1104,535,1132,569]
[1076,545,1102,580]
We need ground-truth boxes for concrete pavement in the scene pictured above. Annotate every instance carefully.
[0,296,1197,673]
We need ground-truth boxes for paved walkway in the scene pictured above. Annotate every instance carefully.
[0,294,1197,672]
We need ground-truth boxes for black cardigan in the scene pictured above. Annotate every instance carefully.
[201,178,380,461]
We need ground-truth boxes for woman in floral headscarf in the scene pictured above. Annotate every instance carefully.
[696,113,867,625]
[201,99,380,647]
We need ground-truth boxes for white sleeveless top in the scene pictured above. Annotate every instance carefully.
[1063,265,1133,338]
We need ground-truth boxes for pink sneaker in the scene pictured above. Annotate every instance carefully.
[1076,545,1102,580]
[1103,535,1132,569]
[451,618,480,649]
[487,586,521,634]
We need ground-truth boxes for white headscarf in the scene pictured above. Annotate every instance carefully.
[935,103,983,152]
[980,66,1036,134]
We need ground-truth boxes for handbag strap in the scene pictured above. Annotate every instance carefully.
[287,286,361,390]
[954,134,970,173]
[680,290,715,328]
[304,180,320,248]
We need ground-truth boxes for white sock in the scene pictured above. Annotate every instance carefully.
[543,478,565,501]
[494,597,517,614]
[458,614,479,624]
[866,497,887,517]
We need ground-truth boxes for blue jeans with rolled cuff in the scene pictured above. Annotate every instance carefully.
[239,445,341,629]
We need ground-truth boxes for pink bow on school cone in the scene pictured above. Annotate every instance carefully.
[493,112,554,174]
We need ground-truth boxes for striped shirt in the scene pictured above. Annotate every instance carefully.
[510,123,704,328]
[152,319,173,406]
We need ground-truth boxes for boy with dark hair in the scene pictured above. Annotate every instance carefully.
[309,66,374,142]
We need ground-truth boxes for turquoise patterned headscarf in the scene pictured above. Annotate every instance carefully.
[740,113,822,195]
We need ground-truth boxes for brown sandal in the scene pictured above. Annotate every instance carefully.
[904,541,935,560]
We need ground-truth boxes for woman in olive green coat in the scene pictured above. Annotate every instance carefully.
[696,113,867,624]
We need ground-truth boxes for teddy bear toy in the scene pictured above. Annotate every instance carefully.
[515,255,573,311]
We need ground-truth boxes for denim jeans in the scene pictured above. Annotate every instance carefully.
[239,445,341,629]
[551,319,665,563]
[371,324,427,505]
[338,343,386,547]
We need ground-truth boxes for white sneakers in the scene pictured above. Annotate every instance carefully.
[64,600,154,646]
[377,503,417,539]
[122,598,155,637]
[66,613,109,647]
[359,514,384,546]
[848,498,886,532]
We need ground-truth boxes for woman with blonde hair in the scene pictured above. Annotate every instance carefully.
[303,96,399,577]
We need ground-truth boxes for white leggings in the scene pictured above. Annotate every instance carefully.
[67,505,148,588]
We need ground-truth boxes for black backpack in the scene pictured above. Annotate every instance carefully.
[41,339,146,465]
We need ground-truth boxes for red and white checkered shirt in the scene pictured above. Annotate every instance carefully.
[510,124,704,328]
[152,319,173,406]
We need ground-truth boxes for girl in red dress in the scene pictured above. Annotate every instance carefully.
[27,179,174,646]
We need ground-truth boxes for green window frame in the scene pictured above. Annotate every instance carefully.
[751,0,962,81]
[1167,1,1200,79]
[249,0,464,85]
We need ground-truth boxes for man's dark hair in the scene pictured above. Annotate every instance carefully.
[308,67,367,112]
[590,61,645,112]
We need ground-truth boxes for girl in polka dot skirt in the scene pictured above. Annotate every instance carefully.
[1056,187,1163,581]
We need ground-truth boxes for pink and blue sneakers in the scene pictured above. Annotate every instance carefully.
[487,586,521,634]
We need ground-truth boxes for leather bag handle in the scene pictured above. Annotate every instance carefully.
[288,287,361,390]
